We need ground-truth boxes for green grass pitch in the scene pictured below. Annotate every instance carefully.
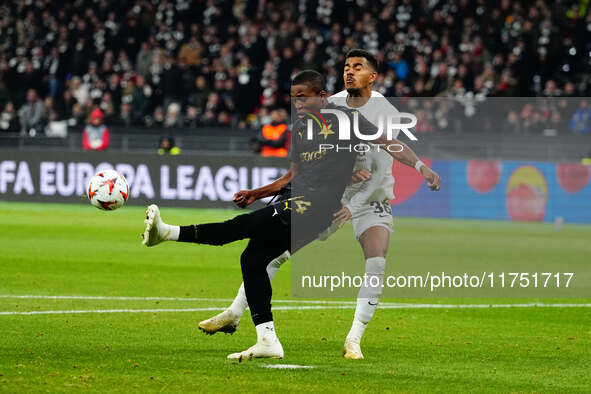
[0,201,590,392]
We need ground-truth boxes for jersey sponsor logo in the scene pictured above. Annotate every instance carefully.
[299,149,328,163]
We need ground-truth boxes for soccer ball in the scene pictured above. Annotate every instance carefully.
[87,169,130,211]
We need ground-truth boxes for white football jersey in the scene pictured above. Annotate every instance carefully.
[327,90,398,217]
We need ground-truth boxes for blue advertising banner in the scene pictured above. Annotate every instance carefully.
[391,159,591,224]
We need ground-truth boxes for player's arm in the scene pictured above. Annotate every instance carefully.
[374,135,441,191]
[233,162,298,208]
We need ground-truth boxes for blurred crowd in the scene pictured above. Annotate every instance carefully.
[1,0,591,136]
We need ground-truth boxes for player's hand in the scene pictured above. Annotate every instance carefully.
[332,205,352,229]
[420,166,441,191]
[233,190,257,208]
[349,169,372,185]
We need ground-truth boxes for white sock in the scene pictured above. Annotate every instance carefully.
[228,283,249,316]
[165,225,180,241]
[347,256,386,341]
[227,251,290,317]
[255,320,278,342]
[157,219,179,241]
[347,317,367,341]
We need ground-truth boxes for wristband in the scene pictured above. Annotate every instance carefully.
[415,160,425,172]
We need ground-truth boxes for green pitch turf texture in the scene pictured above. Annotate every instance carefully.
[0,201,590,393]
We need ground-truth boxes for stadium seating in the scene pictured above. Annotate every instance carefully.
[1,0,591,137]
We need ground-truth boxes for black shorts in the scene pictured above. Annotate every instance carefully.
[269,193,339,253]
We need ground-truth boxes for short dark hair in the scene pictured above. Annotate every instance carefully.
[345,49,378,71]
[291,70,325,92]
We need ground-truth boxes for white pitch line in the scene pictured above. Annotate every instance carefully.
[0,307,223,315]
[0,295,356,304]
[1,303,591,316]
[1,295,591,309]
[379,303,591,309]
[264,364,315,369]
[0,295,235,302]
[0,306,352,315]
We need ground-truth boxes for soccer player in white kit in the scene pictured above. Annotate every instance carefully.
[199,49,429,359]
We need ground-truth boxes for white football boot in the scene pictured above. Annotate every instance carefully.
[198,310,241,335]
[142,204,170,247]
[343,337,364,359]
[227,337,284,361]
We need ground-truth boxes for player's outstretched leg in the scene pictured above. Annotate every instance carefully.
[198,251,290,335]
[142,204,179,247]
[142,203,265,248]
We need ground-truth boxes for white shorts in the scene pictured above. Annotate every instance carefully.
[351,200,394,240]
[317,200,394,241]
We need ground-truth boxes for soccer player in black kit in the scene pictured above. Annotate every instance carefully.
[142,70,441,360]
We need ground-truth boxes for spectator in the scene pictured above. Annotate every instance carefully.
[18,89,44,135]
[160,55,181,108]
[69,76,89,108]
[82,108,110,151]
[388,52,409,81]
[44,110,68,138]
[102,102,118,127]
[164,102,182,128]
[177,36,202,67]
[190,76,210,114]
[202,93,223,126]
[119,103,133,127]
[185,106,199,128]
[0,102,20,133]
[130,76,151,125]
[257,109,289,157]
[43,47,62,98]
[150,106,165,128]
[105,74,122,111]
[135,42,153,77]
[18,61,43,105]
[570,101,591,135]
[56,90,78,120]
[68,103,87,128]
[157,136,181,155]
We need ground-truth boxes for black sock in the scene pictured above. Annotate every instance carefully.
[178,225,197,242]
